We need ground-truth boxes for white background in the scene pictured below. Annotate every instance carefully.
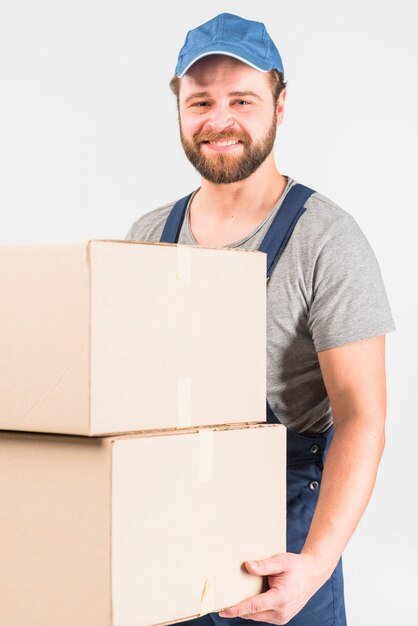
[1,0,417,622]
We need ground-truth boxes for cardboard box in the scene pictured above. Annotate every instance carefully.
[0,240,266,435]
[0,423,286,626]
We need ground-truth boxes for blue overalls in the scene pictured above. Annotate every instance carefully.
[160,184,347,626]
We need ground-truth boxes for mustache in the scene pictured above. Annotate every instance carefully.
[194,129,249,143]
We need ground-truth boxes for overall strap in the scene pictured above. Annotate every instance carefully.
[260,183,316,423]
[259,183,316,279]
[159,192,194,243]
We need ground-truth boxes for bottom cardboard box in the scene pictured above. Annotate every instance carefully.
[0,423,286,626]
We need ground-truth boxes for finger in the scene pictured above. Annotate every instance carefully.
[241,610,280,623]
[245,554,287,576]
[241,612,278,622]
[218,588,279,618]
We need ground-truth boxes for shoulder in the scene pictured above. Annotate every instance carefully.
[283,180,384,290]
[286,183,395,349]
[124,201,177,242]
[291,183,368,255]
[304,187,357,235]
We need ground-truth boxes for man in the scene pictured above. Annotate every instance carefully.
[125,13,395,626]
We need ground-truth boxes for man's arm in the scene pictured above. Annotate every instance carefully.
[218,334,387,623]
[301,334,386,577]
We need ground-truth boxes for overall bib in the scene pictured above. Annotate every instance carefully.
[160,184,347,626]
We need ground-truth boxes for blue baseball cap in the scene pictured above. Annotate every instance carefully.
[175,13,284,78]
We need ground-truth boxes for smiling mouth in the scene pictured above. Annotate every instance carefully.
[203,139,242,146]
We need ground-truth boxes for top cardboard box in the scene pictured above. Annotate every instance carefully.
[0,240,266,435]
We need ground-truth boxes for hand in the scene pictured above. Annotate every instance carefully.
[217,552,325,625]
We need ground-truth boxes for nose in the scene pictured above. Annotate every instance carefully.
[206,103,235,133]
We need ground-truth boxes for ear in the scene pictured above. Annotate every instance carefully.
[276,87,287,125]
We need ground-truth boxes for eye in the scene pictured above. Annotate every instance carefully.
[192,101,210,107]
[235,100,251,105]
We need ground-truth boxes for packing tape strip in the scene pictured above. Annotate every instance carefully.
[198,429,214,483]
[177,245,192,284]
[177,378,192,427]
[199,576,215,616]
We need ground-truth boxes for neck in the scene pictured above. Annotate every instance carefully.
[192,154,287,221]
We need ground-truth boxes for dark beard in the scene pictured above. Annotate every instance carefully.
[179,113,277,184]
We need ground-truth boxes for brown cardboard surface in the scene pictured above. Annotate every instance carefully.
[0,242,90,435]
[0,423,286,626]
[90,240,266,434]
[0,430,112,626]
[0,240,266,435]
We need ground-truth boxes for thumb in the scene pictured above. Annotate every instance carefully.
[245,554,287,576]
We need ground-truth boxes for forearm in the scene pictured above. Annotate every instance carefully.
[301,414,385,582]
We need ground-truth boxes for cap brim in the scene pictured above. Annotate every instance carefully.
[176,47,273,77]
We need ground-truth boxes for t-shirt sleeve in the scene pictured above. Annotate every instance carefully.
[307,215,396,352]
[124,223,135,240]
[123,204,173,243]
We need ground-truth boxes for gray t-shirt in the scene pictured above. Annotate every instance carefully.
[125,175,396,434]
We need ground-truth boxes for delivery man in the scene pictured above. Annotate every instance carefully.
[125,12,396,626]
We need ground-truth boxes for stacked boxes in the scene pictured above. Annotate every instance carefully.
[0,240,286,625]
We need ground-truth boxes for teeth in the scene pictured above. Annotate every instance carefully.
[209,140,239,146]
